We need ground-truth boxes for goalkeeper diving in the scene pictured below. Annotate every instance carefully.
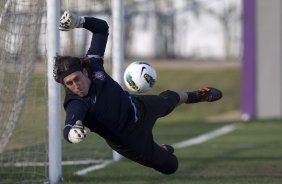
[53,10,223,174]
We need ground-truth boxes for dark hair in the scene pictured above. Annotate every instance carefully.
[53,55,90,84]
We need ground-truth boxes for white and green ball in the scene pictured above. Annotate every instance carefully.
[124,61,157,93]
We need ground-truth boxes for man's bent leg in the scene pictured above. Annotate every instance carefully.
[106,133,178,175]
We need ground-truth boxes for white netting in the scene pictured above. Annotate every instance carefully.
[0,0,48,183]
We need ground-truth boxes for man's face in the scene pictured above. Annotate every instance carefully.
[63,69,91,97]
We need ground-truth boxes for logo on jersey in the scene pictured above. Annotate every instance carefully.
[92,71,106,81]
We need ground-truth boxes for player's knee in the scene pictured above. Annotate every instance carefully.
[155,156,178,175]
[159,90,180,104]
[162,163,178,175]
[159,90,180,115]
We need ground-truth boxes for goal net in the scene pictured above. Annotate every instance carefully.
[0,0,113,183]
[0,0,48,183]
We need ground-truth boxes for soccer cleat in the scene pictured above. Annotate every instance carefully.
[161,144,174,154]
[197,87,222,102]
[186,87,223,103]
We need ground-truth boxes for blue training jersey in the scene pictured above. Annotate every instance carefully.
[63,17,136,143]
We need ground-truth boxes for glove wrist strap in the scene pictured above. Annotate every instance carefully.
[77,16,85,28]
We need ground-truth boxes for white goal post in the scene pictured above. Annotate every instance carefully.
[47,0,62,183]
[111,0,125,161]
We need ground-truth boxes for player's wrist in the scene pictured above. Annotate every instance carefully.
[76,16,85,28]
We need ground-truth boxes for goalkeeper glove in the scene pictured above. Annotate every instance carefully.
[68,120,87,144]
[59,10,85,31]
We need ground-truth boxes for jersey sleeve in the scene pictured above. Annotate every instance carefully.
[83,17,109,60]
[63,99,89,143]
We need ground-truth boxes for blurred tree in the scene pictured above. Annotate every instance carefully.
[59,0,241,60]
[124,0,204,59]
[198,0,241,59]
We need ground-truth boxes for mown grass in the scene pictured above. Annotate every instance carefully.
[61,120,282,184]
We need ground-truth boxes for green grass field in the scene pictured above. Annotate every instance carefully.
[1,64,282,184]
[61,120,282,184]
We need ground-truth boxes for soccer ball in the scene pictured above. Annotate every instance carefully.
[124,61,157,93]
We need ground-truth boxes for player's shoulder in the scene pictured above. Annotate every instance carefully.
[88,60,107,79]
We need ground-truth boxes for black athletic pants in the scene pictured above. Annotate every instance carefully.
[107,90,180,174]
